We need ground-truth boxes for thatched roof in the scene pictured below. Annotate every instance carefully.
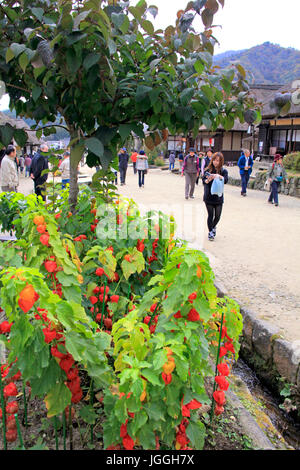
[249,82,300,118]
[0,111,40,146]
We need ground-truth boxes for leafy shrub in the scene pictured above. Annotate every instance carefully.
[284,152,300,172]
[154,157,165,167]
[0,189,243,450]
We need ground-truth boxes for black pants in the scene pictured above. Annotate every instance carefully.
[133,162,137,174]
[138,170,146,187]
[119,167,127,184]
[34,178,46,201]
[205,203,223,232]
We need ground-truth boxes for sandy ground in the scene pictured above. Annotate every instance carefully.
[17,164,300,343]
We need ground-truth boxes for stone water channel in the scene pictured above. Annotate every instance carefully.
[232,359,300,450]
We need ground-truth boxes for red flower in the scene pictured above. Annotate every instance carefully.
[214,405,224,416]
[217,362,230,376]
[123,434,134,450]
[3,383,18,398]
[6,429,17,442]
[0,321,12,334]
[187,308,200,322]
[161,373,172,385]
[67,378,81,395]
[93,287,100,294]
[219,346,228,358]
[213,390,226,407]
[89,296,98,305]
[40,234,50,246]
[110,295,119,303]
[225,342,235,354]
[42,327,57,344]
[95,268,105,277]
[100,286,110,295]
[143,316,151,325]
[51,346,66,359]
[59,355,75,374]
[181,404,190,417]
[6,401,18,414]
[91,224,96,232]
[149,324,156,334]
[215,375,229,391]
[36,224,47,234]
[174,310,182,319]
[120,421,128,438]
[188,399,202,410]
[6,414,16,430]
[188,292,197,302]
[18,285,39,313]
[99,294,108,304]
[150,303,157,313]
[104,318,112,329]
[44,260,57,273]
[71,389,83,404]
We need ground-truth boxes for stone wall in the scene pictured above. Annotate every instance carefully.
[228,172,300,198]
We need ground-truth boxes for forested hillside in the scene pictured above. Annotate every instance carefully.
[214,42,300,84]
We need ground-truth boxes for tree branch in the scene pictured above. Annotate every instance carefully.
[26,124,69,132]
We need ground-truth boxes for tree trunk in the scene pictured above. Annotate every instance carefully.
[69,130,85,212]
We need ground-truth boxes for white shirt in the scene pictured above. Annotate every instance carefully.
[0,155,19,188]
[60,157,70,179]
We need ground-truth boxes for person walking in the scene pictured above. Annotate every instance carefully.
[238,149,254,197]
[131,150,138,174]
[181,147,200,200]
[169,152,175,171]
[178,152,184,171]
[136,150,148,188]
[30,143,49,201]
[202,152,228,242]
[0,145,19,193]
[196,151,205,185]
[19,155,25,175]
[24,154,31,177]
[267,154,289,207]
[201,149,213,177]
[59,151,70,189]
[118,147,129,186]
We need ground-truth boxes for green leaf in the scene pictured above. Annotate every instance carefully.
[79,405,97,425]
[140,369,161,386]
[186,421,206,450]
[31,7,44,22]
[44,382,72,418]
[14,129,28,147]
[32,86,42,102]
[137,425,156,449]
[83,53,100,70]
[85,137,104,158]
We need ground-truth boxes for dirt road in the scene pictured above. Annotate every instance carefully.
[18,166,300,343]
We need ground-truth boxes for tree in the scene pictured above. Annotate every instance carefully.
[0,0,259,209]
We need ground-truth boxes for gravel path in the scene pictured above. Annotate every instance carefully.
[17,166,300,343]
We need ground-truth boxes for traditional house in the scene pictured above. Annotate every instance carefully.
[256,81,300,156]
[0,111,40,158]
[167,84,294,162]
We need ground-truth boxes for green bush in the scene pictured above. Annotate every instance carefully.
[284,152,300,171]
[154,156,165,167]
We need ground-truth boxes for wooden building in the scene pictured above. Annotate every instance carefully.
[167,83,300,162]
[256,82,300,156]
[0,111,40,159]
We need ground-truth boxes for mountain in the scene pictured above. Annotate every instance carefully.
[214,42,300,84]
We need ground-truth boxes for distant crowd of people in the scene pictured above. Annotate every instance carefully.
[0,143,290,243]
[169,147,289,241]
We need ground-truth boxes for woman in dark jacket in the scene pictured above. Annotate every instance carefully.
[202,152,228,241]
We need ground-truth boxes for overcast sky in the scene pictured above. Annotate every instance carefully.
[154,0,300,53]
[1,0,299,110]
